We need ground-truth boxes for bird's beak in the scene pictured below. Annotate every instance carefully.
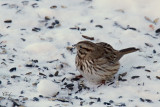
[72,44,77,48]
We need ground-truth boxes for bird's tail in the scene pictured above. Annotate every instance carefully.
[117,47,139,60]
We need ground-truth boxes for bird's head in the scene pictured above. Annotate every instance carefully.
[73,41,96,57]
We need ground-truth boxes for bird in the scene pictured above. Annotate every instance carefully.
[74,40,139,84]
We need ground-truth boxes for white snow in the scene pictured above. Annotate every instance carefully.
[37,79,60,97]
[0,0,160,107]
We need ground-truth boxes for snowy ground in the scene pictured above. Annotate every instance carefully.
[0,0,160,107]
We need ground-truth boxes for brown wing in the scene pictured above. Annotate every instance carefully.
[96,42,119,64]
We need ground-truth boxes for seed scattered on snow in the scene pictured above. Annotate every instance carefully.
[131,76,140,79]
[95,25,103,28]
[54,71,59,76]
[66,83,74,90]
[11,75,20,79]
[155,28,160,33]
[50,5,57,9]
[45,16,50,20]
[9,67,16,72]
[104,102,111,105]
[33,97,39,101]
[81,28,86,31]
[32,27,41,32]
[133,66,145,69]
[55,20,60,24]
[153,49,156,53]
[156,76,160,80]
[145,99,153,103]
[4,20,12,23]
[82,35,94,40]
[32,3,39,8]
[49,74,54,77]
[145,43,153,47]
[89,101,94,105]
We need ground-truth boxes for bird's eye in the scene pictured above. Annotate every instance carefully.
[79,45,82,48]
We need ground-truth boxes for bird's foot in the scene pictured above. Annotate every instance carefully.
[75,75,83,79]
[97,80,106,87]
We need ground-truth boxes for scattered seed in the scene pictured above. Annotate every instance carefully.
[45,16,50,20]
[32,3,38,8]
[39,72,47,77]
[54,71,59,76]
[11,75,20,79]
[145,69,151,72]
[127,25,137,31]
[32,27,41,32]
[108,82,114,86]
[33,97,39,101]
[61,77,66,82]
[155,28,160,33]
[140,98,145,102]
[153,18,159,24]
[146,76,151,80]
[82,35,94,40]
[21,91,24,94]
[55,20,60,24]
[144,16,152,23]
[25,72,32,75]
[9,67,16,72]
[49,74,54,77]
[109,100,114,103]
[90,19,93,23]
[32,59,38,63]
[145,43,153,47]
[133,66,145,69]
[119,72,127,77]
[81,28,86,31]
[25,64,34,67]
[70,27,79,30]
[153,49,156,53]
[104,102,111,105]
[145,99,153,103]
[48,26,54,29]
[95,25,103,28]
[119,96,123,98]
[131,76,140,79]
[115,103,126,106]
[4,20,12,23]
[7,81,12,85]
[118,75,127,81]
[66,83,74,90]
[21,38,26,41]
[56,99,69,102]
[39,95,43,98]
[12,100,20,107]
[89,102,94,105]
[71,77,80,81]
[97,98,101,102]
[50,5,57,9]
[156,76,160,80]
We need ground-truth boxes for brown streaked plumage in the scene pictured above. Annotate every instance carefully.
[75,41,139,84]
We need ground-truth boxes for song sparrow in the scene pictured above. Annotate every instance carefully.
[74,41,139,84]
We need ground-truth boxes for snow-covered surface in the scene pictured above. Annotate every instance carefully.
[37,79,60,97]
[0,0,160,107]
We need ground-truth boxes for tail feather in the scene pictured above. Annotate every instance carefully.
[119,47,139,55]
[117,47,139,60]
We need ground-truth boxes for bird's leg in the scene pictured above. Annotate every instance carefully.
[75,75,83,79]
[97,80,106,87]
[101,80,106,85]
